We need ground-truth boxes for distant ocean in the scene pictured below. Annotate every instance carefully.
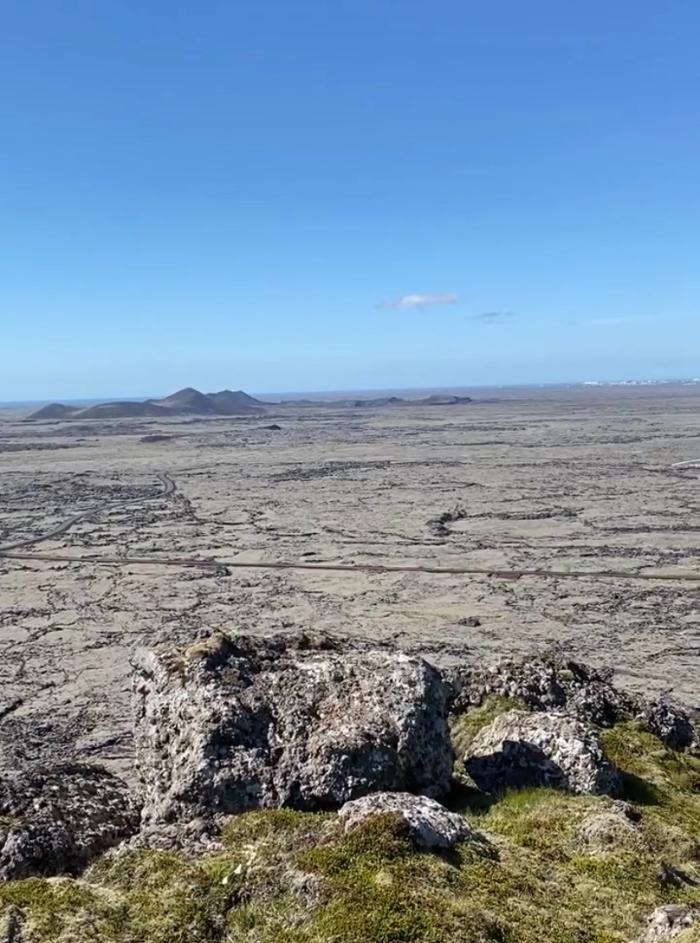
[0,396,153,409]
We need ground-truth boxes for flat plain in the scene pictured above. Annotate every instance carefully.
[1,385,700,780]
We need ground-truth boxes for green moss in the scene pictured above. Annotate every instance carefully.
[603,723,700,840]
[0,878,101,943]
[5,728,700,943]
[450,695,528,758]
[222,808,330,848]
[675,928,700,943]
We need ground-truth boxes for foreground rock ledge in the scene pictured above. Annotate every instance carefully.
[132,631,454,825]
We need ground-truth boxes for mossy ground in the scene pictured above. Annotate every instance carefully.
[3,723,700,942]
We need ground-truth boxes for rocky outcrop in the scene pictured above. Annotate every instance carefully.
[337,792,486,851]
[132,631,454,826]
[0,763,138,881]
[634,905,700,942]
[464,710,622,796]
[451,654,697,751]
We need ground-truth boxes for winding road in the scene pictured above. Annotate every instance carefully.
[0,473,176,553]
[3,466,700,583]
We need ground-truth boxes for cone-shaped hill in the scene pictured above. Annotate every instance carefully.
[26,403,81,420]
[28,387,266,420]
[152,387,217,413]
[76,401,174,419]
[206,389,262,414]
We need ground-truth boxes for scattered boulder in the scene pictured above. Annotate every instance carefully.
[132,631,454,827]
[574,801,641,853]
[634,905,700,942]
[640,698,696,753]
[451,654,638,725]
[337,792,486,851]
[451,654,697,751]
[457,616,482,628]
[0,763,138,881]
[140,434,175,444]
[464,710,622,797]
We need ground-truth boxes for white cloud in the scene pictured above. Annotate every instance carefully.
[378,293,459,311]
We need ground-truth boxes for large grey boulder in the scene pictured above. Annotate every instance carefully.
[451,654,696,751]
[464,710,622,797]
[132,631,454,826]
[0,763,138,881]
[634,905,700,942]
[338,792,485,850]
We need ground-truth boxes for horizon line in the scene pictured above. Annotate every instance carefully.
[3,377,700,408]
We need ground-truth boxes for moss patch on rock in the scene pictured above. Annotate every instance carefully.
[450,694,527,759]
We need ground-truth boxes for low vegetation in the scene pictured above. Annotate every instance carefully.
[3,722,700,942]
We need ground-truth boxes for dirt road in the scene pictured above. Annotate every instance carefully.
[0,473,176,553]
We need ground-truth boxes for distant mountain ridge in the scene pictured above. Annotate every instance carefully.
[26,388,474,421]
[27,387,265,421]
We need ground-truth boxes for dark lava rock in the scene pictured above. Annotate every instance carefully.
[0,763,138,881]
[140,434,175,444]
[451,653,696,751]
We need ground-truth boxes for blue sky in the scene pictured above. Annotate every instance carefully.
[1,0,699,400]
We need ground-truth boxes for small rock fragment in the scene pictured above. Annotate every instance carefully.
[641,698,696,753]
[574,802,641,852]
[635,905,700,942]
[338,792,486,850]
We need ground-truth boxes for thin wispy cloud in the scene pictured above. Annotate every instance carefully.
[378,293,459,311]
[469,311,516,322]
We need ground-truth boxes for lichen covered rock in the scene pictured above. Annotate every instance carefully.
[451,653,697,751]
[0,763,138,882]
[132,631,453,826]
[635,905,700,942]
[464,709,622,796]
[338,792,485,850]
